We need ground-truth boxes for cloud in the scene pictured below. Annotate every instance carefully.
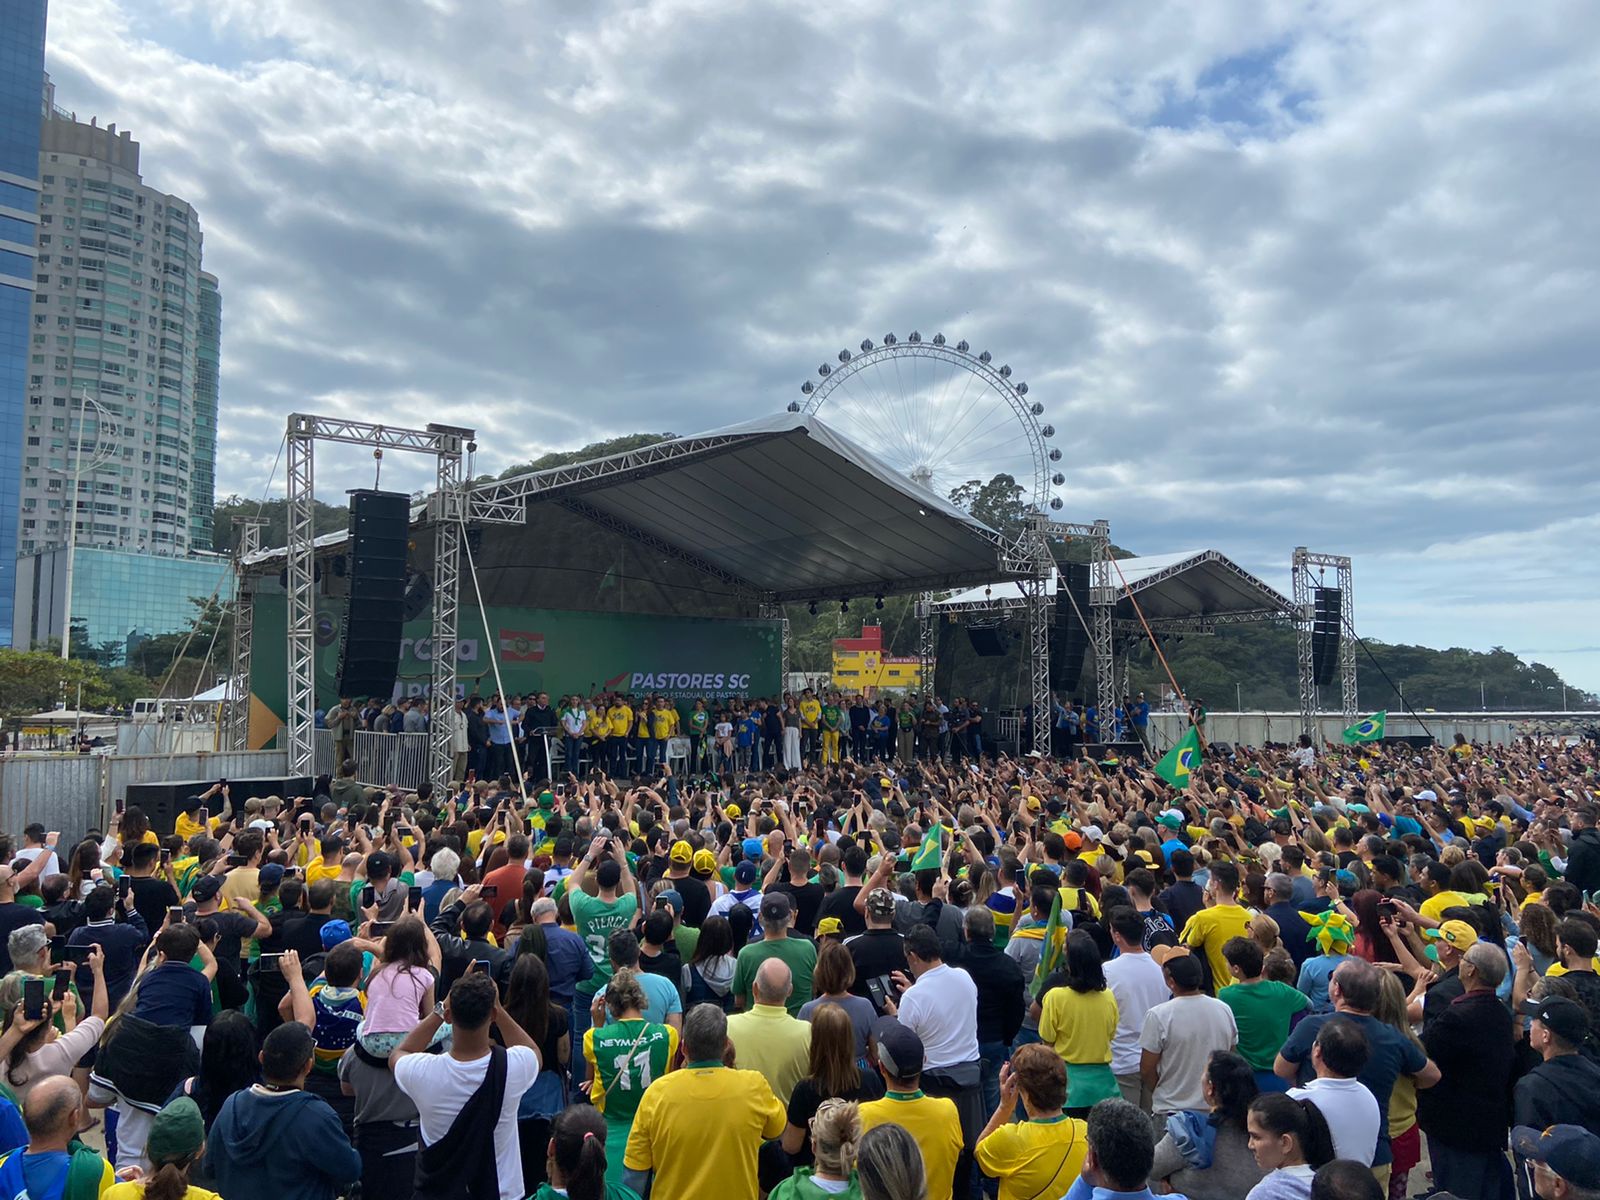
[42,0,1600,690]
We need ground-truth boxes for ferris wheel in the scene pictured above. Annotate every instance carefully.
[789,331,1062,513]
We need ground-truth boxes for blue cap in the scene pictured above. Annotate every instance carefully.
[734,861,758,885]
[1511,1125,1600,1189]
[320,919,354,949]
[741,837,764,861]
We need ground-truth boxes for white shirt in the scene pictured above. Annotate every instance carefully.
[394,1044,540,1200]
[448,707,469,754]
[16,847,60,878]
[1290,1076,1379,1166]
[1138,994,1237,1115]
[1104,950,1171,1076]
[561,709,587,737]
[897,962,979,1070]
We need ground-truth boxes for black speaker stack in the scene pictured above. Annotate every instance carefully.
[126,776,315,837]
[1311,587,1342,686]
[335,490,411,701]
[1051,561,1092,692]
[966,624,1009,657]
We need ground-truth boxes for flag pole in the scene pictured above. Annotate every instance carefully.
[1106,554,1205,750]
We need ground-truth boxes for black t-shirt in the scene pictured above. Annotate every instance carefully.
[817,885,865,936]
[205,909,261,966]
[771,880,825,937]
[674,875,712,928]
[786,1069,886,1167]
[129,875,180,936]
[846,929,908,1000]
[639,946,684,1000]
[276,912,334,958]
[0,904,44,974]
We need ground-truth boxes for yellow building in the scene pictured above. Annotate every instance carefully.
[831,624,924,696]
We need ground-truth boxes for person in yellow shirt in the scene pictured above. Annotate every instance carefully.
[858,1020,964,1200]
[304,834,346,885]
[173,785,230,841]
[649,699,675,772]
[975,1045,1090,1200]
[798,689,822,764]
[1418,861,1485,923]
[1037,932,1120,1109]
[623,1004,785,1199]
[102,1093,217,1200]
[1179,861,1252,992]
[586,704,609,775]
[607,699,633,777]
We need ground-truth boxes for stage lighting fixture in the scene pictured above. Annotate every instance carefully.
[840,599,850,613]
[875,595,884,610]
[808,601,818,616]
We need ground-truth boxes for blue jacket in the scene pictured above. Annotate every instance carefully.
[205,1087,360,1200]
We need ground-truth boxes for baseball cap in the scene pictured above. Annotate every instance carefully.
[725,803,742,819]
[1511,1125,1600,1189]
[1156,811,1183,830]
[741,837,765,862]
[816,916,843,937]
[1425,919,1479,950]
[146,1097,206,1164]
[1521,995,1590,1045]
[320,919,354,949]
[258,863,285,889]
[669,840,693,865]
[871,1017,925,1078]
[734,861,758,885]
[1062,831,1083,851]
[1150,944,1191,968]
[759,891,793,923]
[655,890,684,915]
[1082,825,1105,842]
[1025,797,1042,813]
[692,849,717,875]
[190,875,223,903]
[865,887,897,920]
[1414,788,1438,802]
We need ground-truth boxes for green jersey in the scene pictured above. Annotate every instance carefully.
[584,1018,679,1167]
[570,889,639,994]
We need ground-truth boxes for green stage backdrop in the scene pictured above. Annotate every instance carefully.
[249,593,782,719]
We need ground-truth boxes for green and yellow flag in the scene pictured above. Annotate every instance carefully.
[910,826,945,872]
[1342,711,1387,743]
[1031,889,1066,998]
[1156,726,1204,789]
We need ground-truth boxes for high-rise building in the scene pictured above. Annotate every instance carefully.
[0,1,49,646]
[20,106,218,563]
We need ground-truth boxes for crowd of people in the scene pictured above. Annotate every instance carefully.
[0,699,1597,1200]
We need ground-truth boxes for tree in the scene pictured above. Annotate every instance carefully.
[0,649,118,717]
[211,495,350,555]
[950,474,1027,538]
[485,432,676,482]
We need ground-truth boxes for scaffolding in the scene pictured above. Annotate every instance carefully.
[225,517,266,751]
[1292,548,1358,740]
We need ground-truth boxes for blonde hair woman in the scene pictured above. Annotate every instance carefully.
[770,1098,862,1199]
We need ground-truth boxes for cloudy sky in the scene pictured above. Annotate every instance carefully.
[44,1,1600,694]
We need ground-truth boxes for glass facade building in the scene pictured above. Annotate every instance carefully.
[0,1,48,645]
[13,544,234,664]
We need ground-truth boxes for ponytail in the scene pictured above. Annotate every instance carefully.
[143,1158,196,1200]
[1248,1093,1336,1170]
[548,1103,609,1200]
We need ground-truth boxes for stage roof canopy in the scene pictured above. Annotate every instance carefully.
[935,549,1293,629]
[247,413,1021,603]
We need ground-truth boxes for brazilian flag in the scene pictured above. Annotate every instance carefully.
[1156,727,1203,789]
[1031,889,1065,999]
[1342,711,1387,743]
[910,826,945,872]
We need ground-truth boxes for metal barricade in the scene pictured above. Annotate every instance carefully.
[353,730,432,791]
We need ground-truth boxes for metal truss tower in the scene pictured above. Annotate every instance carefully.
[225,517,265,751]
[1292,548,1357,740]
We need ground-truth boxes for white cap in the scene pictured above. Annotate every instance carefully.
[1414,788,1437,802]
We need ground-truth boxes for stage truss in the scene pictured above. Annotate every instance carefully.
[225,516,266,751]
[1292,548,1357,740]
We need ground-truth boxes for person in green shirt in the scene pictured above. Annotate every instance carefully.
[732,892,816,1015]
[1217,935,1310,1090]
[820,696,845,765]
[582,968,678,1174]
[770,1096,864,1199]
[530,1101,642,1200]
[567,836,639,1085]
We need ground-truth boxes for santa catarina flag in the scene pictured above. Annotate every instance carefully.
[499,629,545,662]
[1156,727,1203,789]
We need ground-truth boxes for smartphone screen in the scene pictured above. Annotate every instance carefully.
[51,968,71,1001]
[22,978,45,1022]
[370,922,394,937]
[471,959,491,974]
[167,905,187,925]
[407,885,422,911]
[481,885,498,899]
[198,807,209,824]
[117,875,131,899]
[361,885,376,909]
[160,848,172,865]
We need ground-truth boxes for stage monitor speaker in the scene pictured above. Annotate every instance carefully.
[967,625,1008,657]
[337,490,411,700]
[1051,561,1092,692]
[1311,587,1342,686]
[126,776,315,837]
